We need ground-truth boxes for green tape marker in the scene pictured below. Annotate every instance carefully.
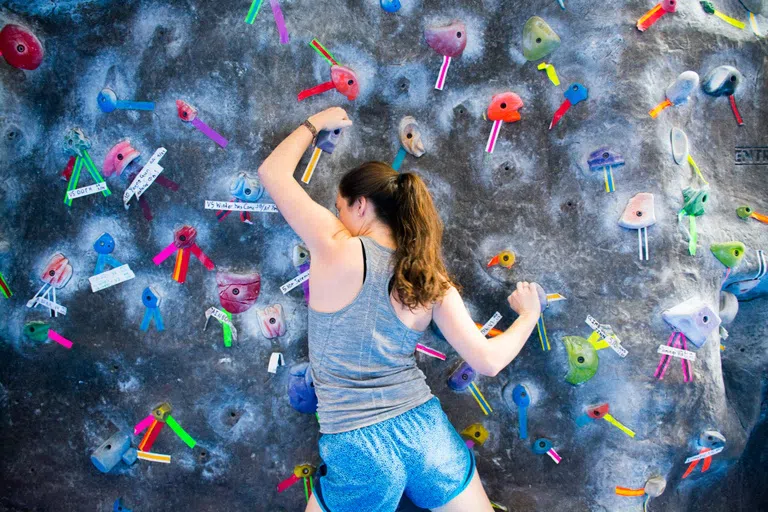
[310,39,336,65]
[64,157,84,206]
[166,414,197,449]
[245,0,264,24]
[223,311,233,348]
[82,150,111,197]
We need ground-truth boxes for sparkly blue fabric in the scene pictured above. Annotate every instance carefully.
[313,396,476,511]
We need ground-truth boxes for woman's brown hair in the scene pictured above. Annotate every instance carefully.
[339,161,457,309]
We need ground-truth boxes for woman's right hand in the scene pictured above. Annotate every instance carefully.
[309,107,353,132]
[507,281,541,319]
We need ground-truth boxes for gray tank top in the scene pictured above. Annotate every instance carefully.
[308,236,434,434]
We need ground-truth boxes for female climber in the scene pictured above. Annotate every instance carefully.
[258,107,543,512]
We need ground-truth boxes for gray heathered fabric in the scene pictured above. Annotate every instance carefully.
[308,236,435,434]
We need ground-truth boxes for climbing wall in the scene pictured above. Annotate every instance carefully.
[1,0,767,511]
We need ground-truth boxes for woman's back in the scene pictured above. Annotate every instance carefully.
[308,236,434,434]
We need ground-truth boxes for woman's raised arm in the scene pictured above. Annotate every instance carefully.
[432,282,541,376]
[257,108,353,255]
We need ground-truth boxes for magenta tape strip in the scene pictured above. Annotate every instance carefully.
[485,120,502,153]
[153,243,177,265]
[191,118,229,148]
[47,329,73,349]
[435,55,451,90]
[134,414,155,436]
[270,0,289,44]
[415,343,446,360]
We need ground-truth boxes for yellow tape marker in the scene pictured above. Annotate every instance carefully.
[749,12,760,36]
[137,450,171,463]
[587,331,611,350]
[714,10,745,29]
[687,155,708,185]
[536,62,560,86]
[302,147,322,184]
[546,293,566,302]
[469,382,493,415]
[603,414,636,438]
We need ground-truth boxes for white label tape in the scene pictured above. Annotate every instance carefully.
[89,265,135,292]
[480,312,502,336]
[124,147,166,207]
[67,181,108,200]
[204,200,279,213]
[657,344,696,361]
[685,446,723,463]
[585,315,628,358]
[205,307,238,340]
[35,296,67,315]
[280,270,309,294]
[268,352,285,374]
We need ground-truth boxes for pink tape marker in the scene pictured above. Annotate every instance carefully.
[547,447,562,464]
[435,56,451,90]
[153,243,177,266]
[485,120,503,153]
[415,343,446,360]
[47,329,73,349]
[134,414,155,436]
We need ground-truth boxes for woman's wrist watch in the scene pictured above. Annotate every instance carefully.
[301,119,318,141]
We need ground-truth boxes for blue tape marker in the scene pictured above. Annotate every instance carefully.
[392,147,407,171]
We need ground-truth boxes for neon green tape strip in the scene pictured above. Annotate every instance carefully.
[310,39,336,65]
[82,150,111,196]
[687,155,708,185]
[222,311,233,347]
[303,477,309,502]
[244,0,264,23]
[688,216,698,255]
[166,415,197,449]
[64,157,84,206]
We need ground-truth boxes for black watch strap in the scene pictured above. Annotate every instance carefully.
[302,119,318,140]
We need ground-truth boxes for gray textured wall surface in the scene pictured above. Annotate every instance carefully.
[0,0,767,511]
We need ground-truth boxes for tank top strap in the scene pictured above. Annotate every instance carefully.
[359,236,395,291]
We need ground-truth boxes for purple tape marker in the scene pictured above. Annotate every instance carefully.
[176,100,229,149]
[191,118,229,148]
[270,0,290,44]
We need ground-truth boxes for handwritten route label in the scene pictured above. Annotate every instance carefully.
[205,307,238,340]
[205,200,279,213]
[124,147,166,207]
[89,265,135,292]
[585,315,628,358]
[36,296,67,315]
[479,312,502,336]
[67,181,108,200]
[280,270,309,294]
[657,344,696,361]
[685,446,724,464]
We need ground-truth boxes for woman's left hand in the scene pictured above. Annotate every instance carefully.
[309,107,353,132]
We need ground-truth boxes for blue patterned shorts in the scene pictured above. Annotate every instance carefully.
[313,396,476,512]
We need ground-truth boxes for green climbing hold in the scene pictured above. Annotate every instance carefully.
[681,187,708,216]
[736,205,753,219]
[23,321,50,342]
[700,0,716,14]
[710,241,746,268]
[563,336,599,385]
[522,16,561,61]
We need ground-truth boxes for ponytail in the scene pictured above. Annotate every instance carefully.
[339,162,457,309]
